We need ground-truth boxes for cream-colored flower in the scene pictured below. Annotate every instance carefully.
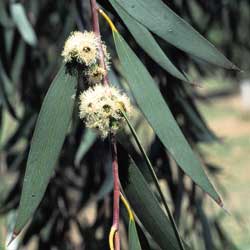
[85,65,106,85]
[79,84,132,138]
[101,43,111,70]
[62,31,99,66]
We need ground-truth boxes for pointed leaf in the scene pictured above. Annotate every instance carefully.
[14,66,77,234]
[122,111,185,250]
[109,0,189,82]
[10,3,37,46]
[118,149,188,250]
[112,0,237,69]
[129,220,142,250]
[113,31,222,205]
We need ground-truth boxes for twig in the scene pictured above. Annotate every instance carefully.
[90,0,109,86]
[89,1,120,249]
[110,134,120,250]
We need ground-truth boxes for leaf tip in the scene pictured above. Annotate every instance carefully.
[230,63,241,72]
[216,197,231,214]
[190,80,202,88]
[220,202,231,215]
[216,196,223,206]
[7,231,19,246]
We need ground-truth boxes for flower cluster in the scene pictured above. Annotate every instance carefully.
[62,31,110,78]
[62,30,132,138]
[79,84,132,138]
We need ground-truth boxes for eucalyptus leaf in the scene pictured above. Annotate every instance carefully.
[13,65,77,235]
[10,41,25,85]
[112,0,238,69]
[0,1,13,27]
[118,149,187,250]
[122,111,185,250]
[129,220,142,250]
[10,3,37,46]
[113,31,222,205]
[0,60,19,120]
[109,0,189,82]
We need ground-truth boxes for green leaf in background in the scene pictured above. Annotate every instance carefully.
[129,220,142,250]
[10,41,25,85]
[96,156,113,200]
[0,59,19,120]
[174,84,216,142]
[109,0,189,83]
[118,149,187,250]
[13,65,77,235]
[74,129,96,166]
[112,0,238,70]
[10,3,37,46]
[0,1,13,27]
[113,31,222,205]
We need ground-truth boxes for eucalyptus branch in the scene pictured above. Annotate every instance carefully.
[89,1,120,249]
[90,0,109,86]
[122,110,186,250]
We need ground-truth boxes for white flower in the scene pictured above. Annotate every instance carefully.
[62,31,99,66]
[85,65,106,85]
[62,31,111,70]
[79,84,132,138]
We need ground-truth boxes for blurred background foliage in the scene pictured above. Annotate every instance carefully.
[0,0,250,249]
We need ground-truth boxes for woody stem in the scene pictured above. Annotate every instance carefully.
[111,134,120,250]
[89,1,120,249]
[90,0,109,86]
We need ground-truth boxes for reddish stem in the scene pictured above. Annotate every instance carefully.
[111,134,120,250]
[90,1,120,249]
[90,0,109,86]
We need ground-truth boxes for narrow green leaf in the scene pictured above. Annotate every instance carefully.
[113,31,222,205]
[13,65,77,235]
[11,41,25,85]
[118,149,187,250]
[109,0,189,82]
[112,0,238,70]
[10,3,37,46]
[122,111,185,250]
[74,129,96,166]
[0,59,19,120]
[129,219,142,250]
[0,1,13,27]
